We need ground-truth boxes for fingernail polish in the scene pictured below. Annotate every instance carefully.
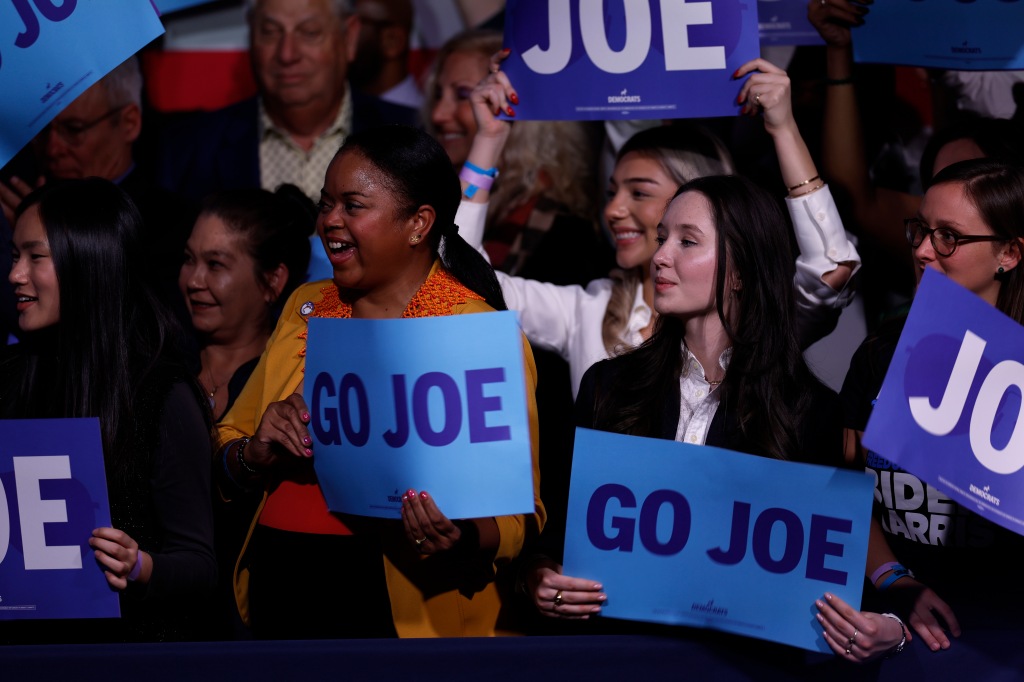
[501,47,511,55]
[732,68,740,78]
[303,436,311,445]
[510,93,519,105]
[304,448,313,457]
[406,489,416,498]
[301,412,310,421]
[736,93,743,104]
[420,491,429,500]
[506,107,516,117]
[402,493,409,501]
[824,593,833,601]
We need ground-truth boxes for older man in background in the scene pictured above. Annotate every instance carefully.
[159,0,418,205]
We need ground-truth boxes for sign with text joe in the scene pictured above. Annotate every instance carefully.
[0,418,119,620]
[863,270,1024,536]
[853,1,1024,70]
[305,312,535,520]
[0,0,164,170]
[502,0,760,120]
[564,428,873,652]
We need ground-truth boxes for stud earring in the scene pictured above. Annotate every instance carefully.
[410,233,422,245]
[998,266,1005,275]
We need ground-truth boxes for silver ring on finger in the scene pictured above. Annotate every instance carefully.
[845,647,852,656]
[415,536,427,546]
[553,590,564,607]
[754,92,762,107]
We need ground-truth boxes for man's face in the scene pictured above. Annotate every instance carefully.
[31,81,138,180]
[249,0,359,114]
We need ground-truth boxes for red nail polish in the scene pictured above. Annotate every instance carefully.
[406,489,416,498]
[303,436,311,445]
[509,93,519,105]
[501,47,511,55]
[506,107,516,117]
[420,491,429,500]
[301,412,310,421]
[402,493,409,501]
[304,448,313,457]
[736,93,743,104]
[732,68,740,78]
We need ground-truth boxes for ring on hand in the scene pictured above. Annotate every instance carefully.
[845,647,852,656]
[754,92,762,106]
[553,590,564,607]
[415,536,427,546]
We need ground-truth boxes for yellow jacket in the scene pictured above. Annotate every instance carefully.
[218,273,545,637]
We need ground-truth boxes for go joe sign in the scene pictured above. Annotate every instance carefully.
[563,428,873,653]
[863,269,1024,536]
[502,0,760,120]
[304,312,535,520]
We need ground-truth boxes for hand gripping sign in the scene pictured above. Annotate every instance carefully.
[502,0,760,120]
[0,418,119,620]
[863,269,1024,536]
[304,312,535,520]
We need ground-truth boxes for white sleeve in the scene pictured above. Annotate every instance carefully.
[787,185,861,310]
[455,200,490,261]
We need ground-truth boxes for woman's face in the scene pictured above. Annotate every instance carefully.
[606,152,679,273]
[913,181,1015,306]
[9,205,60,332]
[652,191,726,323]
[180,214,273,340]
[316,151,420,291]
[430,50,488,167]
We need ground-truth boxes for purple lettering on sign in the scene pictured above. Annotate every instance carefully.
[587,483,637,552]
[752,507,803,575]
[806,514,851,586]
[465,367,511,443]
[412,372,462,447]
[638,489,691,556]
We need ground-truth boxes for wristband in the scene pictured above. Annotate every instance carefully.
[463,160,498,177]
[459,165,498,198]
[880,613,907,657]
[876,564,914,591]
[127,553,143,582]
[787,174,821,192]
[236,437,258,476]
[869,561,901,585]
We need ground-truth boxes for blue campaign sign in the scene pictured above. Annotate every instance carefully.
[758,0,823,46]
[563,428,873,652]
[863,270,1024,536]
[153,0,218,14]
[502,0,760,120]
[0,0,164,170]
[304,312,535,520]
[0,418,119,621]
[853,1,1024,70]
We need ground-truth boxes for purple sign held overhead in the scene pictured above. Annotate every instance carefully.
[502,0,760,120]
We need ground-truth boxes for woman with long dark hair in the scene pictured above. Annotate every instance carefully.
[2,178,216,642]
[216,125,544,639]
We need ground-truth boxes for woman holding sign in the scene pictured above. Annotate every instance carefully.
[455,55,860,397]
[1,179,216,643]
[215,125,545,639]
[833,158,1024,658]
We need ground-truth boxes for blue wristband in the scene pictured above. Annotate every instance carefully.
[877,565,914,591]
[463,160,498,177]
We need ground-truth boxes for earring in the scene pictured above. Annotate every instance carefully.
[410,233,422,245]
[998,266,1005,275]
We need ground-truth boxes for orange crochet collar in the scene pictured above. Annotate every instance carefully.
[298,266,483,356]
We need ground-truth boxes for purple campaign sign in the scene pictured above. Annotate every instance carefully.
[863,270,1024,536]
[758,0,823,46]
[0,418,119,620]
[502,0,760,120]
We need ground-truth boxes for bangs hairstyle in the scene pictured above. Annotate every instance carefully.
[928,158,1024,323]
[335,125,506,310]
[596,175,813,461]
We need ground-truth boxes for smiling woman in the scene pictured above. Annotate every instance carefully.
[214,125,545,639]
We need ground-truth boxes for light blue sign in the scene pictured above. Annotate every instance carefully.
[502,0,760,120]
[853,1,1024,70]
[154,0,217,14]
[0,418,119,621]
[758,0,823,46]
[304,312,535,520]
[564,428,873,652]
[0,0,164,170]
[863,269,1024,536]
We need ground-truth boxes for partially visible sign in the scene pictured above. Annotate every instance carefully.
[758,0,823,46]
[564,428,873,653]
[154,0,219,15]
[0,418,119,620]
[0,0,164,169]
[853,1,1024,70]
[305,312,535,520]
[502,0,760,120]
[863,269,1024,536]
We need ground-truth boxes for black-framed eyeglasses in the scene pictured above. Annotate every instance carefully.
[38,105,127,147]
[904,218,1005,257]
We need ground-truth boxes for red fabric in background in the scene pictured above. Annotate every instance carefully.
[142,50,256,113]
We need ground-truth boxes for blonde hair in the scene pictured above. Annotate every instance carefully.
[600,123,735,355]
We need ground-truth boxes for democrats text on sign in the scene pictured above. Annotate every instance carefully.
[502,0,760,120]
[304,312,535,520]
[0,0,164,170]
[863,269,1024,536]
[0,418,119,621]
[758,0,823,46]
[853,1,1024,70]
[564,428,873,652]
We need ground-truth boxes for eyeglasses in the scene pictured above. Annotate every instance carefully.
[904,218,1005,257]
[38,105,127,147]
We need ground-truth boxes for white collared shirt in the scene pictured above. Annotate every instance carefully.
[674,346,732,445]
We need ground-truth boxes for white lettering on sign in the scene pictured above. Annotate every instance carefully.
[908,330,1024,475]
[521,0,725,75]
[13,456,82,570]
